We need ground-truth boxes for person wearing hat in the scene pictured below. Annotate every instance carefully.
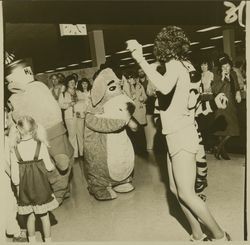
[5,54,74,205]
[211,56,241,160]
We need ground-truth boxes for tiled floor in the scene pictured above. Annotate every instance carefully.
[50,152,245,242]
[6,151,245,242]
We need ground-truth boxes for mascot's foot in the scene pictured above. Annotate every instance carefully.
[113,183,135,193]
[88,186,117,201]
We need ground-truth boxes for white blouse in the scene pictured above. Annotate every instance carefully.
[201,71,214,94]
[58,91,75,119]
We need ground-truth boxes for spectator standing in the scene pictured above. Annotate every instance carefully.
[123,70,147,153]
[59,75,82,158]
[211,57,241,160]
[75,78,92,157]
[49,74,63,101]
[137,68,157,151]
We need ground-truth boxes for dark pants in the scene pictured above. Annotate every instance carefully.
[127,124,147,154]
[196,113,216,151]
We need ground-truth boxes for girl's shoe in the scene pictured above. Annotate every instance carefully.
[190,233,211,241]
[12,230,28,242]
[12,236,28,242]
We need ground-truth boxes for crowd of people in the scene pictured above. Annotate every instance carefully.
[48,73,92,158]
[45,49,247,161]
[3,25,246,242]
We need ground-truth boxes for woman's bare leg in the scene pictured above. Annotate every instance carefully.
[167,153,204,240]
[171,150,224,239]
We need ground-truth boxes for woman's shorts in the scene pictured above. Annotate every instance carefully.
[165,124,199,157]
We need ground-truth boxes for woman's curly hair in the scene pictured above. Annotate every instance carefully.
[153,26,190,62]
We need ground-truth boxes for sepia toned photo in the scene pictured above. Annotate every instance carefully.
[1,0,248,243]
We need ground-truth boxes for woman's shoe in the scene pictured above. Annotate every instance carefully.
[221,151,231,160]
[220,147,231,160]
[212,232,231,241]
[190,233,211,241]
[214,147,221,160]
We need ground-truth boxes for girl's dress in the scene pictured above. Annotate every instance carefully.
[13,140,58,215]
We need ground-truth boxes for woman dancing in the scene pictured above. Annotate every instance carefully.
[126,26,230,241]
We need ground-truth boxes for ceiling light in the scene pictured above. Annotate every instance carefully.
[120,64,126,67]
[120,57,133,61]
[190,42,199,45]
[56,67,66,70]
[45,70,55,73]
[117,44,153,54]
[142,43,154,48]
[200,46,215,50]
[116,50,130,54]
[143,53,152,56]
[105,55,111,58]
[81,60,92,63]
[36,73,44,75]
[128,62,135,65]
[67,64,79,67]
[234,40,242,43]
[210,35,223,40]
[196,26,221,32]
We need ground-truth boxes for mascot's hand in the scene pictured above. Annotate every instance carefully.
[127,117,138,132]
[126,40,144,63]
[215,93,228,109]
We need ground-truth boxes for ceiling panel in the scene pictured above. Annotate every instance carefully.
[3,1,246,73]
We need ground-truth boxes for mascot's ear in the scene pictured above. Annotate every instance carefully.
[91,70,108,106]
[91,68,120,106]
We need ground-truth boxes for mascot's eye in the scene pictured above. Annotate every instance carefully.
[109,86,116,91]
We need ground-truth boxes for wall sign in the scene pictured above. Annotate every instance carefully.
[59,24,87,36]
[224,1,246,27]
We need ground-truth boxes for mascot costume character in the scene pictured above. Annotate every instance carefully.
[83,67,138,201]
[5,55,74,205]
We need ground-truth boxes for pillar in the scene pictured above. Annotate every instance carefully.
[223,28,236,61]
[88,30,106,68]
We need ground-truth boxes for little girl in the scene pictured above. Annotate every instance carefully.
[9,115,59,242]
